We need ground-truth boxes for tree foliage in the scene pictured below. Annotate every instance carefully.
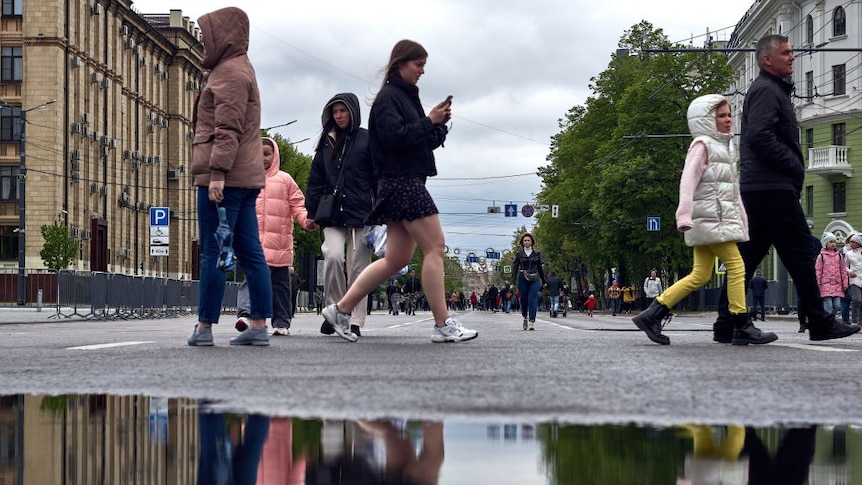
[533,21,734,290]
[39,221,78,271]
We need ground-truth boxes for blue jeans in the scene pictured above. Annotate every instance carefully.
[518,276,541,322]
[824,296,842,317]
[550,295,560,313]
[752,295,766,320]
[197,187,272,323]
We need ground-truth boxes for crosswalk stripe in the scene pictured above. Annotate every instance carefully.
[68,341,154,350]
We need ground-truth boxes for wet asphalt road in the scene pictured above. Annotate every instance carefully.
[1,307,861,426]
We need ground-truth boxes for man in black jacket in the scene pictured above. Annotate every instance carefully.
[714,34,860,342]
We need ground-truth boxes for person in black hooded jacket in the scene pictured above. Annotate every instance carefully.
[307,93,375,337]
[320,39,478,344]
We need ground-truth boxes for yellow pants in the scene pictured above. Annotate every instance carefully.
[657,241,746,315]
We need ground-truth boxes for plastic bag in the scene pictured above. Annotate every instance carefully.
[365,225,387,257]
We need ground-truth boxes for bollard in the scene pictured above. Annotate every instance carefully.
[37,288,42,312]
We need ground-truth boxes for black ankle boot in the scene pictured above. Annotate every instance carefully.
[632,300,671,345]
[731,313,778,346]
[713,318,734,344]
[808,315,860,341]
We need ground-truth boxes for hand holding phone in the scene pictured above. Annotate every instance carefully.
[445,95,453,105]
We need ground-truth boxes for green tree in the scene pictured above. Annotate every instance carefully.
[535,21,734,291]
[39,222,78,271]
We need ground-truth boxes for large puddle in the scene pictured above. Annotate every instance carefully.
[2,393,854,484]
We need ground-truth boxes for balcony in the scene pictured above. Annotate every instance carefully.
[808,145,852,177]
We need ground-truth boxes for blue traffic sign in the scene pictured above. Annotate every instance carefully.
[647,216,660,231]
[150,207,170,226]
[521,204,535,218]
[505,204,518,217]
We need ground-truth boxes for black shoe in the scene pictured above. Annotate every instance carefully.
[632,300,671,345]
[350,324,361,337]
[713,318,734,343]
[808,316,860,341]
[730,313,777,345]
[320,321,336,335]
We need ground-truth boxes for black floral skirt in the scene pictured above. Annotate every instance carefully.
[365,176,438,226]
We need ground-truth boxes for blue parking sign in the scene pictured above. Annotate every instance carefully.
[150,207,170,226]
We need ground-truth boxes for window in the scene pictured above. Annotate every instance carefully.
[0,107,20,142]
[0,226,16,260]
[1,46,22,81]
[805,185,814,217]
[833,123,846,146]
[806,15,814,44]
[833,182,846,213]
[833,7,846,37]
[806,128,814,150]
[0,167,16,201]
[805,71,814,100]
[833,64,846,96]
[1,0,21,16]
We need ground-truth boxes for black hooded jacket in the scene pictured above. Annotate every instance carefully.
[306,93,375,228]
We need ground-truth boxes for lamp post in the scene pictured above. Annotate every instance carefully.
[5,98,57,305]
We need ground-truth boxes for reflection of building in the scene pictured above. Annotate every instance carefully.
[1,1,203,278]
[727,0,862,284]
[486,423,536,442]
[0,394,197,483]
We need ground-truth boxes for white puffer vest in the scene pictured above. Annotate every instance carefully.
[682,95,748,247]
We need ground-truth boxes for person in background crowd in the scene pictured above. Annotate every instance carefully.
[815,233,848,321]
[546,270,562,317]
[621,282,637,314]
[606,280,622,316]
[845,234,862,325]
[306,93,375,339]
[643,269,663,308]
[585,294,596,317]
[748,269,768,322]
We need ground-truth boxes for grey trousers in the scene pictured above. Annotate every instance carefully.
[322,227,371,326]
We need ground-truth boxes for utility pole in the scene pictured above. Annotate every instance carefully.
[4,98,57,305]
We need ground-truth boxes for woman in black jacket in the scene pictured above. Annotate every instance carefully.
[321,39,477,344]
[511,232,546,330]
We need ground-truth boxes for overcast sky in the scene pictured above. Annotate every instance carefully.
[135,0,756,259]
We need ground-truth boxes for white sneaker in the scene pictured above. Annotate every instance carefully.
[431,317,478,343]
[272,327,289,336]
[322,303,358,342]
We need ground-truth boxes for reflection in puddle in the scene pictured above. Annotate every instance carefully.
[0,394,855,483]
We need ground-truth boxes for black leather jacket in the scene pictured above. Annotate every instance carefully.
[511,249,546,285]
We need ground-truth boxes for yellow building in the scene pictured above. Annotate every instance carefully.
[1,0,203,279]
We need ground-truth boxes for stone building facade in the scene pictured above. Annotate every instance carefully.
[1,0,203,279]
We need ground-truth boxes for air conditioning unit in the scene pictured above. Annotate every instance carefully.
[186,131,194,140]
[140,58,147,66]
[90,183,99,193]
[123,150,132,159]
[100,146,109,156]
[147,112,154,121]
[133,151,141,160]
[119,192,130,204]
[71,57,82,68]
[119,25,129,36]
[81,126,90,137]
[167,170,178,181]
[91,131,100,141]
[154,63,161,73]
[124,38,135,50]
[109,138,117,148]
[70,227,79,239]
[147,125,155,133]
[153,156,161,163]
[99,185,107,195]
[100,135,109,145]
[131,161,141,170]
[71,173,80,183]
[119,248,131,259]
[146,156,153,164]
[161,72,168,80]
[81,230,91,240]
[186,81,195,91]
[170,210,178,220]
[100,78,109,89]
[91,3,101,15]
[81,113,90,124]
[71,149,81,161]
[177,165,186,173]
[71,161,81,171]
[90,72,100,83]
[137,202,147,211]
[123,186,130,194]
[161,118,168,127]
[70,123,81,134]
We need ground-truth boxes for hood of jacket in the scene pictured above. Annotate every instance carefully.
[321,93,361,134]
[263,136,281,178]
[198,7,249,70]
[687,94,732,145]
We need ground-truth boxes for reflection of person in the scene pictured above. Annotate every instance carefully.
[235,137,316,337]
[634,94,775,346]
[743,426,815,485]
[197,411,270,485]
[677,425,747,485]
[257,418,307,485]
[714,34,860,342]
[357,420,444,485]
[187,7,273,347]
[321,39,477,344]
[511,233,546,330]
[306,93,375,338]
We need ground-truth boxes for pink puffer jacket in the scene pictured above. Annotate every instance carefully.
[815,248,848,297]
[256,138,309,267]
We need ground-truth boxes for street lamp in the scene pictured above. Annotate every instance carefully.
[1,98,57,305]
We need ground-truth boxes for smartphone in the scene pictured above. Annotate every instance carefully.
[445,95,453,105]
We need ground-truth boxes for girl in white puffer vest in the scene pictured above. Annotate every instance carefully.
[633,94,776,346]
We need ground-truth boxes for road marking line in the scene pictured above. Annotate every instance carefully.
[770,342,857,352]
[68,341,154,350]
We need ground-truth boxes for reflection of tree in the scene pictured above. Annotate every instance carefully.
[539,423,684,484]
[291,417,322,460]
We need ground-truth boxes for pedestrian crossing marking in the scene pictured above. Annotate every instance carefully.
[68,341,154,350]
